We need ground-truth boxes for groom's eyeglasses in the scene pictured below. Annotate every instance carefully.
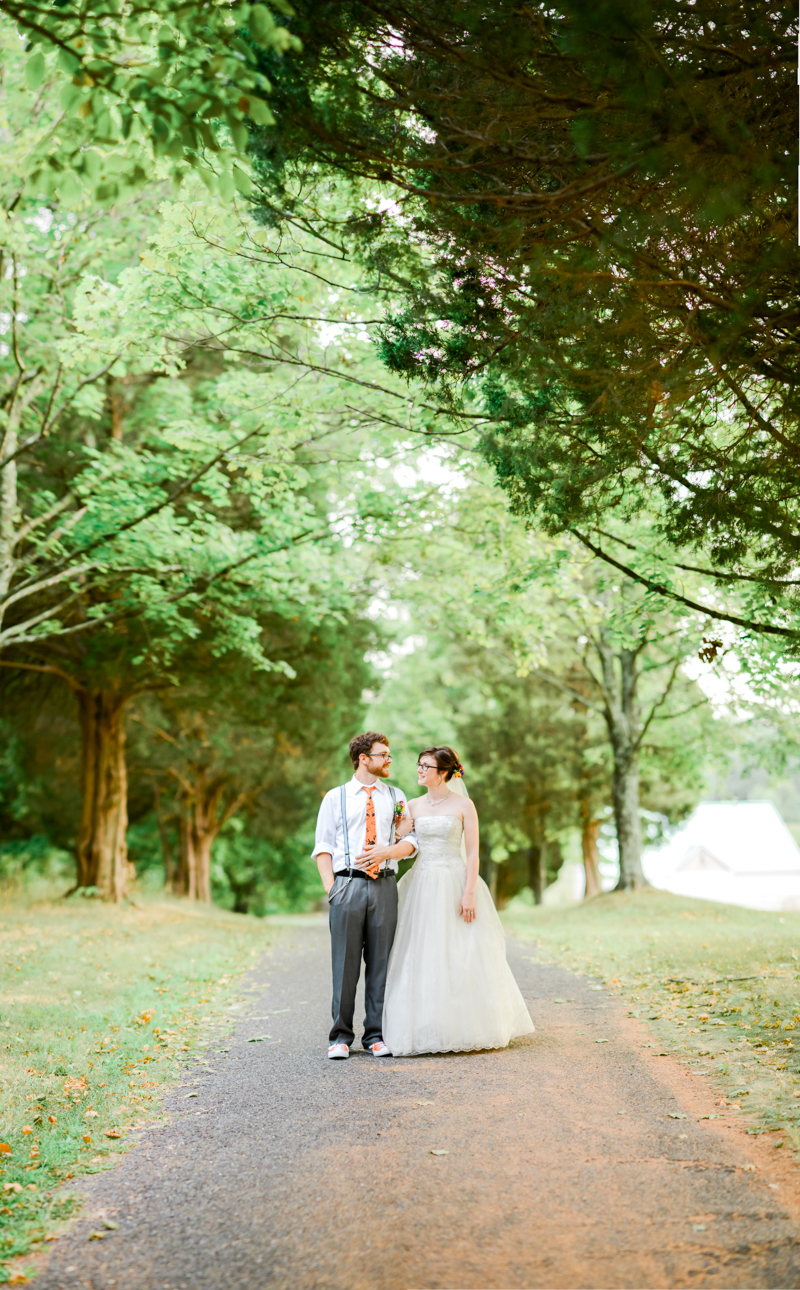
[369,752,392,761]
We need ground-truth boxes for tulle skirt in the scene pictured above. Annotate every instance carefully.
[383,861,535,1056]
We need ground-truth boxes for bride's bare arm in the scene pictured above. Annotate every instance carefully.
[459,800,480,923]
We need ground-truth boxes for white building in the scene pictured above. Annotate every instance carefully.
[643,801,800,911]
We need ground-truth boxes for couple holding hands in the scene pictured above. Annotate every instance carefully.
[313,732,534,1059]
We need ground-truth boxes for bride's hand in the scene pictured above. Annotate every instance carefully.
[395,817,413,839]
[459,891,476,923]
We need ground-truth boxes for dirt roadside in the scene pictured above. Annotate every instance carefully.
[26,925,800,1290]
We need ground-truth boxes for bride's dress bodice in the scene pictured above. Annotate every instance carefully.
[414,814,465,870]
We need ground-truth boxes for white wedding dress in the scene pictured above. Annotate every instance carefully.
[383,814,535,1055]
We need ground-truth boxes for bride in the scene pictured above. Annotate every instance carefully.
[383,745,534,1056]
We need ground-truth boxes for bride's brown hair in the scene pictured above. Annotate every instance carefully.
[418,746,464,782]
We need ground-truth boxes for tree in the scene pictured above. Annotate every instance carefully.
[0,3,299,203]
[251,0,800,628]
[0,63,451,899]
[366,468,719,893]
[129,611,374,904]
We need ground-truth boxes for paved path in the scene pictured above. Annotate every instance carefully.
[37,923,800,1289]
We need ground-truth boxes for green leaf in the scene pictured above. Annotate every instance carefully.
[232,166,253,196]
[57,171,83,208]
[24,52,46,90]
[245,96,274,127]
[60,81,86,114]
[229,119,249,154]
[218,171,235,203]
[248,4,275,43]
[57,47,82,76]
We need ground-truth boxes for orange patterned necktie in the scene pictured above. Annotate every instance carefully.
[364,786,376,849]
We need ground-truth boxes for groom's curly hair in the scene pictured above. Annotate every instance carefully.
[349,731,389,768]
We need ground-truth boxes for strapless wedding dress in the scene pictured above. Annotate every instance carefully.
[383,815,535,1055]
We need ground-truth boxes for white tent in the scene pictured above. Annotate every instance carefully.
[643,801,800,911]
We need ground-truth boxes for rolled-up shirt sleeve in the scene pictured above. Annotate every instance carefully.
[312,790,338,859]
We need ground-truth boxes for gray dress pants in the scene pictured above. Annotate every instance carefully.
[328,871,398,1048]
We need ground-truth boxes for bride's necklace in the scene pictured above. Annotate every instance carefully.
[427,790,451,807]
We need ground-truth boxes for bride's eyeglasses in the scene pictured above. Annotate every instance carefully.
[417,762,437,772]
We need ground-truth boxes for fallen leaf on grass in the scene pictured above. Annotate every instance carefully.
[774,1140,785,1149]
[102,1219,119,1230]
[4,1182,22,1194]
[430,1149,449,1156]
[88,1230,106,1240]
[247,1035,271,1043]
[0,1143,11,1154]
[82,1134,92,1143]
[184,1092,199,1098]
[741,1164,757,1172]
[414,1101,435,1106]
[103,1130,122,1139]
[668,1113,688,1119]
[594,1039,610,1044]
[699,1114,725,1120]
[692,1224,707,1232]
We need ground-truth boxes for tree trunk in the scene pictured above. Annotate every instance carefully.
[581,808,602,898]
[528,840,546,905]
[76,690,129,901]
[152,780,176,891]
[176,767,227,903]
[595,631,647,891]
[177,809,195,898]
[0,416,17,637]
[194,830,213,904]
[612,748,644,890]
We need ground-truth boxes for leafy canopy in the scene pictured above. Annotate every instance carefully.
[2,2,299,203]
[251,0,799,626]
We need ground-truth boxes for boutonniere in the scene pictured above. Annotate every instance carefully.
[393,800,406,824]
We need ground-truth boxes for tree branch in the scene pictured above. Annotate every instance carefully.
[570,531,800,640]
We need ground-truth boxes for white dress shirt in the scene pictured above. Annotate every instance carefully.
[313,776,417,874]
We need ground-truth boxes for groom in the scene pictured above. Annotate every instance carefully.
[314,732,417,1059]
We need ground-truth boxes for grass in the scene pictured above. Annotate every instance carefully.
[504,888,800,1151]
[0,893,273,1282]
